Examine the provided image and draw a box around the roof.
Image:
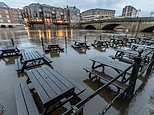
[81,8,116,14]
[0,2,9,8]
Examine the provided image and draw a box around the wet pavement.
[0,28,154,115]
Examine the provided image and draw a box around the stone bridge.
[80,17,154,32]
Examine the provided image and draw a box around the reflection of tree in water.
[83,79,129,115]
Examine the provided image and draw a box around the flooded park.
[0,27,154,115]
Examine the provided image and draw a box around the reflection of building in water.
[0,2,23,25]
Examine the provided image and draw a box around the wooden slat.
[15,58,22,71]
[15,83,28,115]
[84,67,128,91]
[36,68,64,94]
[27,71,50,104]
[20,81,39,115]
[45,67,84,94]
[41,67,68,92]
[55,70,86,94]
[31,70,56,99]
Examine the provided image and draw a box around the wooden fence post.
[84,35,86,42]
[146,51,154,76]
[65,36,67,44]
[126,56,142,100]
[100,35,102,40]
[41,37,44,48]
[11,38,14,46]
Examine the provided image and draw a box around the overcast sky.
[1,0,154,17]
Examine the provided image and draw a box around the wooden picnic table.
[142,40,154,45]
[110,38,124,47]
[114,48,152,59]
[90,56,131,73]
[44,44,64,52]
[0,46,20,57]
[72,41,90,49]
[131,44,154,50]
[84,56,132,91]
[26,66,85,114]
[92,40,109,48]
[15,51,52,72]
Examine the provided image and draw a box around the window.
[7,20,11,22]
[0,19,3,22]
[5,10,8,14]
[6,15,10,18]
[0,15,2,18]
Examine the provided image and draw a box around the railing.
[63,64,134,115]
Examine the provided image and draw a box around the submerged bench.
[14,81,40,115]
[15,58,22,71]
[83,67,128,91]
[44,44,64,52]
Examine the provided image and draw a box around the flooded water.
[0,27,154,115]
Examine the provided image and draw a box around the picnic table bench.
[110,38,124,47]
[44,44,64,52]
[131,43,154,50]
[142,40,154,45]
[127,38,138,46]
[14,80,40,115]
[91,40,109,49]
[110,48,152,64]
[15,51,53,72]
[0,46,20,57]
[72,41,90,49]
[83,56,132,91]
[26,66,85,114]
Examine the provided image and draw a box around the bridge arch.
[84,25,96,30]
[141,26,154,32]
[1,25,6,28]
[8,25,13,28]
[102,24,120,30]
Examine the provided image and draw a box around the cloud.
[0,0,153,16]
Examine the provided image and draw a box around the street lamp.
[136,9,141,17]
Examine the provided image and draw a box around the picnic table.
[0,46,20,57]
[72,41,90,49]
[15,51,52,72]
[110,48,152,64]
[110,38,124,47]
[127,38,138,46]
[131,44,154,50]
[44,44,64,52]
[26,66,85,114]
[84,56,132,91]
[91,40,109,49]
[142,40,154,45]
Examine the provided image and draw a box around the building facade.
[22,3,69,26]
[66,6,80,24]
[0,2,22,24]
[122,6,137,17]
[81,8,115,22]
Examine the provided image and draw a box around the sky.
[1,0,154,17]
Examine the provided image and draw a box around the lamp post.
[150,12,154,17]
[135,9,141,38]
